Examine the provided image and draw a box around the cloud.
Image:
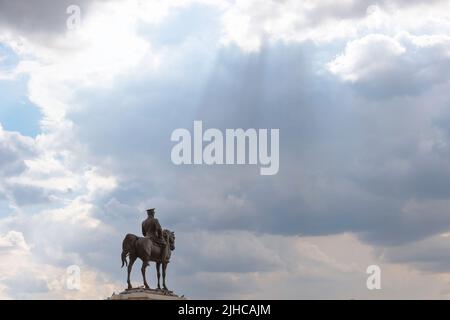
[381,233,450,272]
[171,232,450,299]
[0,230,29,252]
[0,229,122,299]
[328,33,450,98]
[0,124,51,209]
[0,124,35,176]
[58,39,450,248]
[218,0,450,51]
[0,0,100,35]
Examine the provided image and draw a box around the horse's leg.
[141,260,150,289]
[127,255,137,290]
[156,262,161,290]
[162,263,168,290]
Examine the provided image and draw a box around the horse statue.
[121,229,175,290]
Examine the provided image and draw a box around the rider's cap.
[146,208,155,213]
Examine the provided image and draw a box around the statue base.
[109,287,187,300]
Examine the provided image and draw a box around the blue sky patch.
[0,77,41,137]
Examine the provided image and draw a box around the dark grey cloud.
[173,231,282,275]
[4,273,49,297]
[7,183,51,206]
[62,39,450,251]
[0,0,99,35]
[379,233,450,273]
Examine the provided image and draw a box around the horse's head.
[163,229,175,251]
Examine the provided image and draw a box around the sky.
[1,0,450,299]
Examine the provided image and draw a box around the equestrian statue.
[121,208,176,291]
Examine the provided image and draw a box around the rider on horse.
[142,208,166,248]
[122,208,175,290]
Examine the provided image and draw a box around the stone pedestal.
[109,287,187,300]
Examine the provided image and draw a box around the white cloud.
[328,34,406,82]
[0,229,121,299]
[217,0,450,52]
[328,33,450,97]
[0,230,29,251]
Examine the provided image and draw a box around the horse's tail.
[121,233,138,268]
[121,250,128,268]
